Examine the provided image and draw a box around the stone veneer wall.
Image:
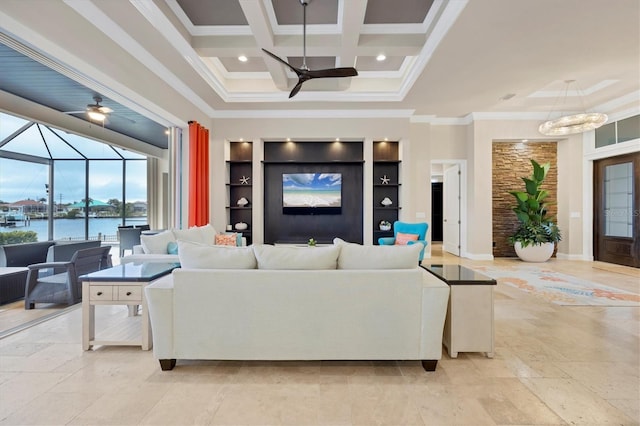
[492,142,558,257]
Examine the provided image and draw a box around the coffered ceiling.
[0,0,638,146]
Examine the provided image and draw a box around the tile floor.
[0,246,638,425]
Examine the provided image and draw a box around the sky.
[0,158,147,204]
[283,173,342,191]
[0,112,147,204]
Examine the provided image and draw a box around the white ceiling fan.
[64,95,114,123]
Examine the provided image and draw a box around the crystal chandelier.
[538,80,608,136]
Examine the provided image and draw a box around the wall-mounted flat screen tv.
[282,173,342,214]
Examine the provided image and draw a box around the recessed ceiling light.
[376,54,386,62]
[238,55,248,62]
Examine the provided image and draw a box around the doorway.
[431,160,466,257]
[431,182,443,242]
[593,152,640,267]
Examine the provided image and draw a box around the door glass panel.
[604,162,633,237]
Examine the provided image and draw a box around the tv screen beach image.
[283,173,342,207]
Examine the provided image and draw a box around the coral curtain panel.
[188,121,210,227]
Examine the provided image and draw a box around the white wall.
[205,115,599,259]
[210,117,409,244]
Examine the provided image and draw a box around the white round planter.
[514,242,554,262]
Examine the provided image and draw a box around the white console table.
[422,264,496,358]
[80,262,178,350]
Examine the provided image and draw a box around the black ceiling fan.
[262,0,358,98]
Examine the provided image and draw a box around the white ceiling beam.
[239,0,288,91]
[339,0,367,68]
[336,0,368,91]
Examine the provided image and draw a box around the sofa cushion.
[172,224,217,244]
[253,245,339,270]
[177,241,257,269]
[334,238,422,269]
[140,230,176,254]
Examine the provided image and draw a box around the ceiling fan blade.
[262,48,301,75]
[63,110,85,114]
[289,80,305,98]
[98,106,113,114]
[306,67,358,79]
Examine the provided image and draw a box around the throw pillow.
[140,230,176,254]
[337,242,423,269]
[177,241,257,269]
[395,232,419,245]
[171,224,217,244]
[167,241,179,254]
[215,233,237,246]
[172,227,204,243]
[196,224,217,244]
[253,244,339,270]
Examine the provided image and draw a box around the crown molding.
[595,90,640,114]
[212,109,415,119]
[528,80,618,98]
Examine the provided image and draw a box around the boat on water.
[0,207,29,227]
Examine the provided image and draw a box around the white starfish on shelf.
[240,175,250,185]
[380,175,390,184]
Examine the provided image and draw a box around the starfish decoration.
[380,175,390,184]
[239,175,250,185]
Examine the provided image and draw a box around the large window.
[0,112,147,242]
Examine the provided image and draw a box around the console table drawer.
[117,286,142,301]
[89,286,114,301]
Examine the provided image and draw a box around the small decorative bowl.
[234,222,248,231]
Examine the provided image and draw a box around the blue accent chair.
[378,221,429,262]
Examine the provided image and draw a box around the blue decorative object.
[167,241,179,255]
[378,221,429,262]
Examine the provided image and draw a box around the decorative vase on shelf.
[381,197,392,206]
[237,197,249,207]
[234,222,248,231]
[379,220,392,231]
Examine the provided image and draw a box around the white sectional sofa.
[120,224,246,264]
[144,239,450,372]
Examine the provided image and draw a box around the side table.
[422,264,496,358]
[80,262,178,350]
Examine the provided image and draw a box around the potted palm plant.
[508,159,561,262]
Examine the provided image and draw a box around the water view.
[0,217,148,242]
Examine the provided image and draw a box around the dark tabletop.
[421,264,496,285]
[79,262,180,282]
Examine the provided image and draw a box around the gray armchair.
[25,246,111,309]
[118,227,142,257]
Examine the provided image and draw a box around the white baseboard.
[556,253,593,261]
[464,252,494,261]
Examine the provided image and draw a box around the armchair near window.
[25,246,112,309]
[118,227,142,257]
[378,221,429,262]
